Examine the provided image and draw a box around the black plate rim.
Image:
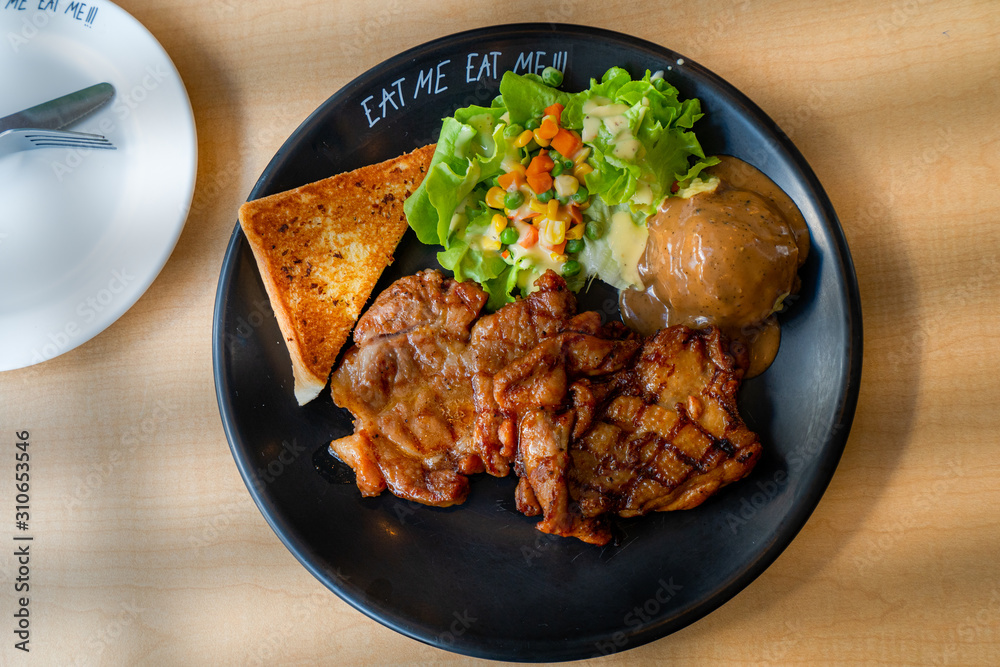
[213,22,863,662]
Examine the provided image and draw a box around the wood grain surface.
[2,0,999,664]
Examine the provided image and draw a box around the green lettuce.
[403,66,718,307]
[403,101,526,304]
[498,73,573,126]
[404,110,508,245]
[576,198,648,291]
[562,67,718,217]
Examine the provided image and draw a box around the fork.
[0,128,116,157]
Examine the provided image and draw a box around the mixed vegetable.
[403,66,718,309]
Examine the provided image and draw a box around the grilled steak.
[494,326,761,545]
[329,270,762,543]
[328,270,576,506]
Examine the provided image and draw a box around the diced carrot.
[526,153,555,176]
[542,239,566,254]
[544,103,564,123]
[498,171,526,191]
[550,128,582,158]
[567,204,583,225]
[537,116,559,140]
[519,225,539,248]
[526,171,553,194]
[501,249,510,260]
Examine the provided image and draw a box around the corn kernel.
[514,130,535,148]
[535,218,548,240]
[532,129,551,147]
[508,162,527,176]
[554,220,567,244]
[554,174,579,198]
[550,252,567,263]
[572,146,591,165]
[482,237,502,251]
[491,213,507,234]
[543,219,567,246]
[566,224,585,240]
[486,186,506,209]
[546,199,559,219]
[573,163,594,179]
[529,198,547,214]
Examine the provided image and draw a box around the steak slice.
[494,326,762,545]
[329,270,488,506]
[328,270,577,506]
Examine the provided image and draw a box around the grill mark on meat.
[329,270,579,506]
[709,435,737,457]
[671,401,736,461]
[660,435,708,473]
[710,385,744,424]
[497,325,761,544]
[599,412,707,512]
[328,270,761,542]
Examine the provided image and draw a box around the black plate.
[213,24,862,662]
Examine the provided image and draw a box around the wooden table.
[2,0,998,664]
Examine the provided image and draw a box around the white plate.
[0,0,196,370]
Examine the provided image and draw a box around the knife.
[0,82,116,134]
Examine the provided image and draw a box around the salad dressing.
[582,99,643,161]
[620,156,809,378]
[608,210,648,289]
[403,67,719,307]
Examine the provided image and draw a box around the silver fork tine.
[29,139,115,147]
[25,130,111,140]
[26,130,115,149]
[0,128,117,156]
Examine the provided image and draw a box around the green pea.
[566,238,585,254]
[551,161,564,177]
[585,219,603,240]
[562,158,574,170]
[504,191,524,209]
[503,123,524,138]
[536,189,554,203]
[561,260,581,277]
[542,67,564,88]
[500,227,519,245]
[524,117,541,131]
[570,187,590,204]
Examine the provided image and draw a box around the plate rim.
[213,22,863,661]
[0,0,198,371]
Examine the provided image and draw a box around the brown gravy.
[620,156,809,377]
